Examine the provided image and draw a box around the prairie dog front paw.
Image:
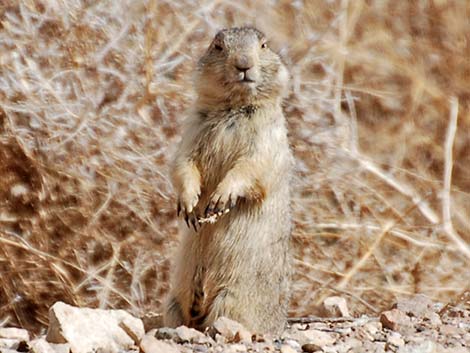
[173,160,202,231]
[177,184,201,231]
[204,180,241,217]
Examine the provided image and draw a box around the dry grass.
[0,0,469,332]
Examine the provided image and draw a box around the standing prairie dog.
[165,27,294,334]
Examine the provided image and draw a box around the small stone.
[49,343,71,353]
[119,315,145,343]
[0,349,23,353]
[0,328,29,342]
[363,321,381,335]
[331,341,355,353]
[394,295,442,327]
[29,338,56,353]
[356,327,374,341]
[442,348,469,353]
[155,327,177,340]
[358,321,382,341]
[192,344,209,353]
[139,334,180,353]
[0,338,21,350]
[280,344,298,353]
[251,333,266,343]
[343,337,361,349]
[323,296,350,317]
[174,326,205,343]
[361,340,385,353]
[321,346,337,353]
[426,312,442,326]
[394,295,434,318]
[215,333,226,344]
[396,341,435,353]
[142,312,164,332]
[224,343,247,353]
[439,324,461,336]
[233,329,252,344]
[380,309,412,331]
[284,339,302,351]
[301,343,321,352]
[302,329,336,347]
[387,332,404,347]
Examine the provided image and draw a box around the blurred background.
[0,0,469,332]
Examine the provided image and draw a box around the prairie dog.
[164,27,293,334]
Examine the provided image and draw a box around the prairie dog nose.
[234,54,254,72]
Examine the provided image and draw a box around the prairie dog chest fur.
[191,105,288,192]
[165,27,293,334]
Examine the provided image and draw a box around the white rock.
[140,334,180,353]
[322,346,339,353]
[29,338,56,353]
[323,296,350,317]
[280,344,298,353]
[0,338,21,350]
[397,341,436,353]
[119,315,146,343]
[0,328,29,342]
[175,325,205,343]
[363,321,381,336]
[224,344,247,353]
[284,328,336,347]
[442,348,470,353]
[427,312,442,326]
[49,343,71,353]
[46,301,144,353]
[0,348,22,353]
[283,338,301,351]
[387,332,405,347]
[343,337,361,349]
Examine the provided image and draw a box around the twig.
[288,315,377,325]
[310,222,450,250]
[288,316,357,324]
[337,222,392,290]
[98,245,119,309]
[88,182,116,227]
[442,97,470,259]
[332,0,348,124]
[345,90,359,154]
[350,151,440,224]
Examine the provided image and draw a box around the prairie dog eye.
[261,42,268,49]
[214,43,223,51]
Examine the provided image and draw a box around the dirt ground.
[0,295,469,353]
[145,295,470,353]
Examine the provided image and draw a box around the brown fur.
[164,27,294,334]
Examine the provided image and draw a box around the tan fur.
[164,27,294,334]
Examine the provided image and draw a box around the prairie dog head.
[195,27,289,107]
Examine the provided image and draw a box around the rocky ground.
[0,295,469,353]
